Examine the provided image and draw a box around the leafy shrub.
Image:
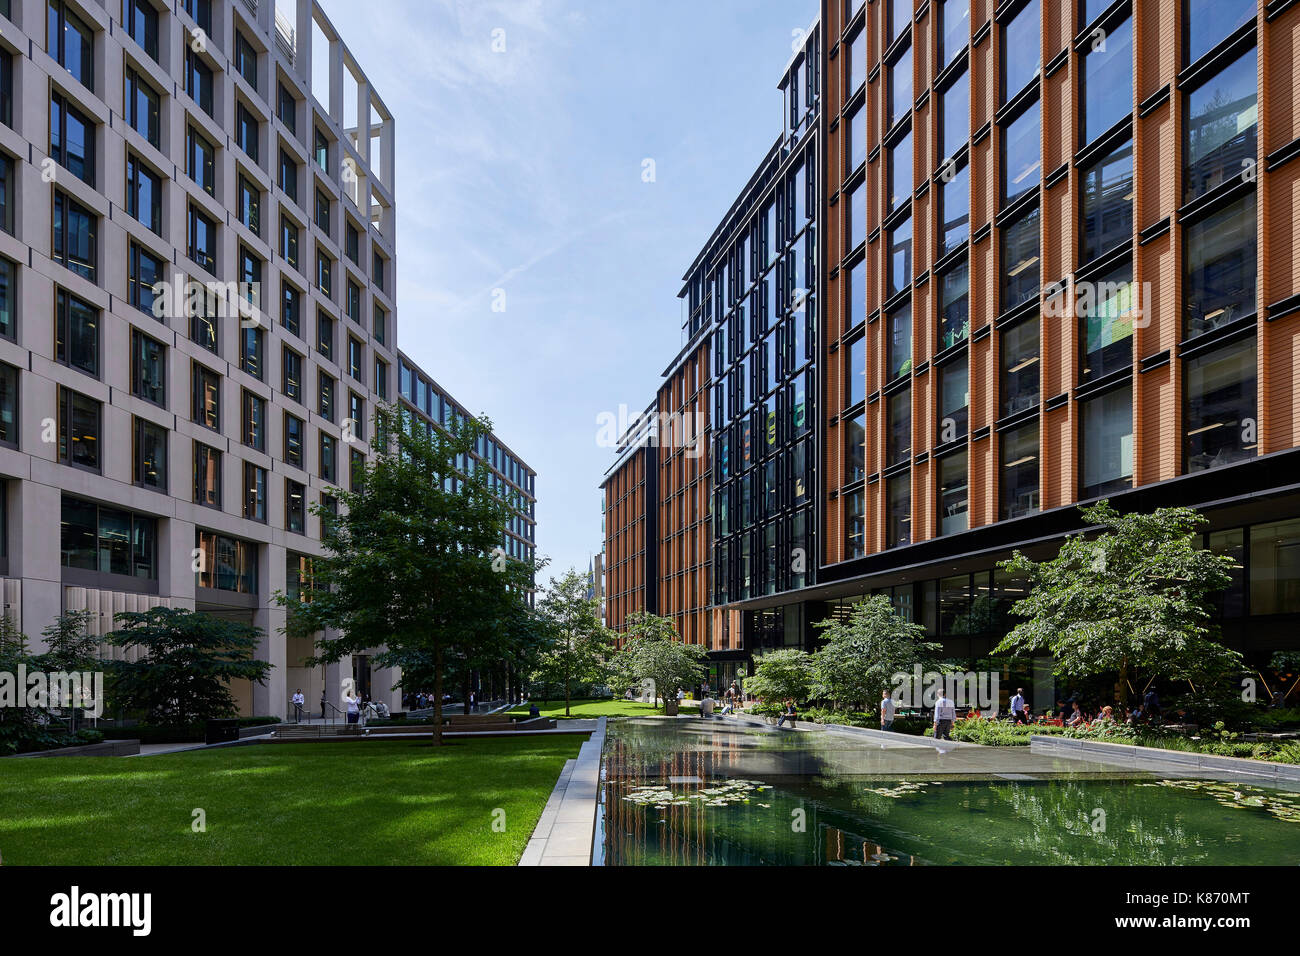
[1160,691,1258,731]
[1246,707,1300,732]
[1133,733,1300,765]
[0,726,104,756]
[942,720,1060,746]
[1062,719,1136,740]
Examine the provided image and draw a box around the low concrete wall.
[239,724,279,739]
[721,712,974,749]
[824,723,981,749]
[1030,735,1300,782]
[13,739,141,758]
[724,712,827,732]
[519,717,606,866]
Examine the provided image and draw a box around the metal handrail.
[322,700,343,728]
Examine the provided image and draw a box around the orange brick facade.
[821,0,1300,588]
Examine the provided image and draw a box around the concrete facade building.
[0,0,531,717]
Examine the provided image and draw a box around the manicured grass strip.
[508,698,672,719]
[0,737,582,866]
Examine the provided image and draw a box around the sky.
[317,0,819,591]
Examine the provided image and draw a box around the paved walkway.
[519,717,606,866]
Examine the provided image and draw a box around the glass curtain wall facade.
[397,352,537,603]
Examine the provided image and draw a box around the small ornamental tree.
[107,607,270,725]
[744,649,813,705]
[613,611,708,710]
[279,403,541,744]
[534,568,614,715]
[40,610,99,673]
[994,501,1241,691]
[811,594,942,709]
[0,615,42,749]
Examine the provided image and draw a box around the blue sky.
[321,0,818,590]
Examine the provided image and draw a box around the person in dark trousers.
[528,702,541,718]
[776,699,798,728]
[291,688,305,722]
[1010,687,1028,724]
[933,690,956,740]
[1143,687,1161,722]
[320,689,328,720]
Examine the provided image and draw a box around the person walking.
[933,689,956,740]
[880,689,896,731]
[1143,686,1161,723]
[320,688,328,720]
[1010,687,1028,725]
[291,688,305,723]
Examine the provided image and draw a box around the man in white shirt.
[291,689,305,723]
[1010,687,1028,724]
[880,689,896,731]
[933,690,956,740]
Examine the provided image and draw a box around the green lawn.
[0,737,582,865]
[509,697,675,718]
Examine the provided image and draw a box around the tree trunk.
[432,646,444,747]
[564,636,572,717]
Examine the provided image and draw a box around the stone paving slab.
[519,717,606,867]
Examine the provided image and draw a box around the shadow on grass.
[0,737,583,866]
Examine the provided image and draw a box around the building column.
[14,480,62,649]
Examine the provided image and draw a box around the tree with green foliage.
[0,614,41,751]
[994,502,1240,692]
[107,607,270,725]
[279,403,541,744]
[40,610,99,673]
[534,568,614,716]
[811,594,943,709]
[744,649,813,704]
[611,611,708,711]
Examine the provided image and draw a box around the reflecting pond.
[598,718,1300,866]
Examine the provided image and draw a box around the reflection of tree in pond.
[985,780,1193,866]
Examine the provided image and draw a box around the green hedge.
[937,719,1133,746]
[0,727,104,756]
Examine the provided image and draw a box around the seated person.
[776,699,798,728]
[1066,701,1086,727]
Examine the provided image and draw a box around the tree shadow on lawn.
[0,739,578,866]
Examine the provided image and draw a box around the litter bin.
[205,719,239,744]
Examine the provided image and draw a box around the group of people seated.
[957,688,1163,728]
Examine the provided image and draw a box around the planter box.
[13,739,140,758]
